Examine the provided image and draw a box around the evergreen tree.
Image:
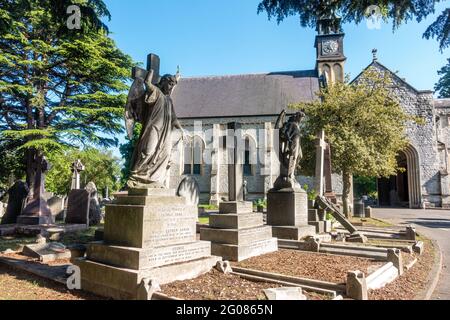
[0,0,134,185]
[294,69,421,216]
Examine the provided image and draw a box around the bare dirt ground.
[0,263,104,300]
[234,250,384,284]
[161,268,327,300]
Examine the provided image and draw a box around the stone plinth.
[74,189,220,300]
[267,188,316,240]
[200,201,278,262]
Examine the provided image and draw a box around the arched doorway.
[377,145,422,208]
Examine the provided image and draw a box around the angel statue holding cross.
[125,54,184,189]
[273,110,306,190]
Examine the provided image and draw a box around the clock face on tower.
[322,40,339,55]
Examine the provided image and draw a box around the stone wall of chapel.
[168,115,345,203]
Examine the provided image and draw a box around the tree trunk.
[342,170,352,218]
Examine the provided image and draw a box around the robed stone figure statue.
[125,64,183,189]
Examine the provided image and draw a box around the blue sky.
[101,0,449,157]
[103,0,448,91]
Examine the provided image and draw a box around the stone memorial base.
[267,188,316,240]
[308,221,332,234]
[16,215,53,225]
[200,201,278,262]
[74,188,220,300]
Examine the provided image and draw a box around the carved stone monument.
[74,53,220,300]
[71,159,85,190]
[200,122,278,261]
[0,180,29,225]
[267,111,315,240]
[17,156,53,225]
[65,189,90,225]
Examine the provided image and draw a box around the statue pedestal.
[200,201,278,262]
[267,188,316,240]
[74,188,220,300]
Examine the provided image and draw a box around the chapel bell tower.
[315,14,346,83]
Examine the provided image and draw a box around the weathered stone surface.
[22,243,71,263]
[309,221,332,234]
[308,209,319,222]
[87,241,211,270]
[200,226,272,246]
[271,226,316,241]
[264,287,307,300]
[128,188,176,197]
[267,190,308,226]
[104,201,197,248]
[215,260,233,274]
[387,248,403,276]
[65,189,90,225]
[346,271,368,300]
[210,238,278,262]
[74,255,221,300]
[219,201,253,214]
[405,226,417,241]
[413,241,424,255]
[86,182,102,226]
[209,212,263,230]
[1,181,29,225]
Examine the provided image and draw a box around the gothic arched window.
[243,136,256,176]
[184,136,204,175]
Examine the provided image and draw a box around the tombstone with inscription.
[17,156,53,225]
[73,53,221,300]
[267,111,316,240]
[65,189,90,225]
[200,122,278,261]
[1,181,29,225]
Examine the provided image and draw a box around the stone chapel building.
[168,17,450,209]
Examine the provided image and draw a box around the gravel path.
[234,250,384,283]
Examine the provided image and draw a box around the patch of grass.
[198,217,209,225]
[350,217,393,228]
[59,226,101,246]
[0,236,36,252]
[199,204,218,210]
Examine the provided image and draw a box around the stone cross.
[227,122,244,202]
[314,130,326,196]
[132,53,161,84]
[324,143,336,201]
[71,159,85,190]
[19,155,53,224]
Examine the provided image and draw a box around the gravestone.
[74,188,221,299]
[65,189,90,225]
[200,122,278,261]
[85,182,102,226]
[1,180,29,225]
[177,177,200,206]
[48,196,65,220]
[17,156,53,225]
[267,113,315,240]
[73,53,221,300]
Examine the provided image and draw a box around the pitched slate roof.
[435,99,450,108]
[172,70,320,119]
